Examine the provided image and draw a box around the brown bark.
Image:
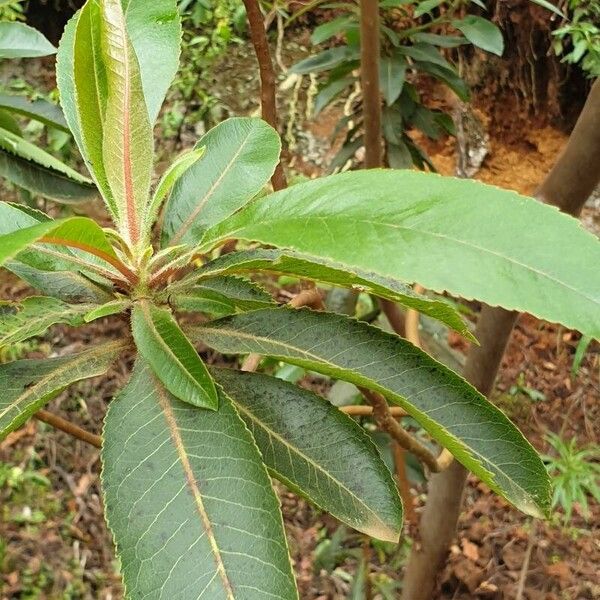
[35,410,101,449]
[242,0,287,191]
[401,79,600,600]
[359,0,383,169]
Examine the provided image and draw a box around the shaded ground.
[1,36,599,600]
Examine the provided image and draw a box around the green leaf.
[143,147,205,236]
[414,0,444,17]
[411,33,467,48]
[0,22,56,58]
[0,202,115,302]
[100,0,154,248]
[311,15,356,45]
[212,367,403,541]
[0,341,124,441]
[0,109,21,136]
[57,4,116,217]
[452,16,504,56]
[0,126,97,203]
[397,42,453,70]
[193,307,551,517]
[131,301,218,410]
[102,362,298,599]
[314,76,354,116]
[83,299,130,322]
[291,46,360,75]
[379,55,407,105]
[190,249,472,339]
[415,61,470,101]
[173,275,275,316]
[121,0,181,125]
[201,170,600,339]
[161,117,281,246]
[0,296,91,347]
[0,95,68,131]
[528,0,564,17]
[0,216,119,269]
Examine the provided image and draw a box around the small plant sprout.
[1,1,600,597]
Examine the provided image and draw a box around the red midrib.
[121,27,138,246]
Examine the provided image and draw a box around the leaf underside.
[201,170,600,339]
[0,341,124,441]
[102,362,298,599]
[194,248,472,339]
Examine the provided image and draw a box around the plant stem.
[242,0,287,190]
[361,388,452,473]
[360,0,383,168]
[340,405,406,417]
[35,409,101,449]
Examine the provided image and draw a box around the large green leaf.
[131,301,218,410]
[189,248,472,339]
[0,296,91,347]
[121,0,181,124]
[102,362,298,599]
[58,3,117,217]
[291,46,359,75]
[100,0,154,247]
[0,341,124,441]
[0,126,97,203]
[0,202,115,302]
[193,307,551,517]
[452,16,504,56]
[173,275,275,317]
[201,170,600,339]
[0,95,68,131]
[0,22,56,58]
[162,117,281,246]
[0,216,119,269]
[143,147,205,238]
[379,55,407,106]
[212,367,403,541]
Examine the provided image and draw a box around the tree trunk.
[401,79,600,600]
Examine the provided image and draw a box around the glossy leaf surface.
[0,95,68,131]
[213,367,403,541]
[131,301,218,409]
[0,22,56,58]
[162,117,281,246]
[0,126,96,203]
[202,170,600,339]
[194,307,551,517]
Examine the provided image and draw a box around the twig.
[380,298,406,337]
[340,405,406,417]
[242,0,287,191]
[241,288,324,371]
[35,410,101,449]
[516,520,537,600]
[392,441,416,522]
[405,284,425,348]
[361,388,453,473]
